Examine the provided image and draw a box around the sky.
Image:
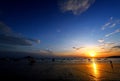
[0,0,120,57]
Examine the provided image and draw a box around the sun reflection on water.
[91,58,99,79]
[92,59,97,74]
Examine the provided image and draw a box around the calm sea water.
[1,57,120,64]
[36,58,120,63]
[0,57,120,81]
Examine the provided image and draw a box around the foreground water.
[0,58,120,81]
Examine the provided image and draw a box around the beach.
[1,0,120,81]
[0,59,120,81]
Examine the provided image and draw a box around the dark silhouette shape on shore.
[12,58,20,62]
[88,59,91,62]
[52,58,55,62]
[24,56,36,65]
[0,57,10,62]
[109,60,114,70]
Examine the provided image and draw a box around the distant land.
[107,56,120,58]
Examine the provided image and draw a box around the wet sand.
[0,62,120,81]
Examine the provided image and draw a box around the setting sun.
[89,51,96,57]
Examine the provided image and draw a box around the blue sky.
[0,0,120,57]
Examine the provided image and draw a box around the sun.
[89,51,96,57]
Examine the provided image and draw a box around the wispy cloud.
[105,29,120,37]
[105,42,115,47]
[97,50,111,54]
[0,22,13,34]
[0,34,40,46]
[98,39,104,43]
[39,49,53,54]
[102,17,120,30]
[0,22,40,46]
[112,45,120,49]
[99,17,120,46]
[98,42,115,50]
[31,48,54,56]
[72,47,84,50]
[59,0,95,15]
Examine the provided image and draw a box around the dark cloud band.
[0,22,40,46]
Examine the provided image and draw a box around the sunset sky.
[0,0,120,57]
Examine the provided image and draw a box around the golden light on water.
[91,58,99,80]
[92,59,97,75]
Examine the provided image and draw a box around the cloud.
[102,17,113,30]
[97,41,115,52]
[110,23,116,28]
[98,17,120,53]
[102,22,111,30]
[105,29,120,37]
[72,47,84,50]
[36,49,54,56]
[28,39,40,44]
[0,34,33,46]
[112,46,120,49]
[0,22,40,46]
[105,32,113,37]
[97,50,111,54]
[0,44,17,50]
[59,0,95,15]
[98,39,104,43]
[102,17,120,30]
[105,42,115,47]
[100,17,120,41]
[38,49,53,55]
[0,22,13,34]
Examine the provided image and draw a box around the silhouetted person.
[109,60,114,70]
[24,56,36,65]
[88,59,91,62]
[0,57,10,62]
[12,58,20,62]
[28,58,36,65]
[52,58,55,62]
[41,58,44,61]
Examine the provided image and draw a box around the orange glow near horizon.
[55,47,120,57]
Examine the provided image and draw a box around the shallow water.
[36,58,120,63]
[0,58,120,81]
